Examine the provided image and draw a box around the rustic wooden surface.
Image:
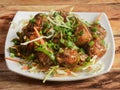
[0,0,120,89]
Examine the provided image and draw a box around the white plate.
[5,11,115,81]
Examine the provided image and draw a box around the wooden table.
[0,0,120,89]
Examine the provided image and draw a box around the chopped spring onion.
[29,18,35,23]
[60,38,79,50]
[100,39,105,45]
[36,46,55,62]
[10,53,15,58]
[79,48,85,54]
[88,41,94,47]
[86,56,91,62]
[93,33,98,38]
[92,27,97,32]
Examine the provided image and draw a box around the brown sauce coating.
[75,24,92,46]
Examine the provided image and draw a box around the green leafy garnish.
[60,38,79,50]
[59,48,64,53]
[34,42,40,46]
[39,31,42,35]
[10,53,15,58]
[53,12,60,17]
[67,32,72,36]
[92,27,97,32]
[29,18,35,23]
[16,32,21,37]
[88,41,94,47]
[66,22,71,27]
[73,37,77,42]
[28,53,35,60]
[100,39,105,45]
[86,56,91,62]
[36,45,56,62]
[47,42,60,51]
[11,38,20,45]
[79,48,85,54]
[79,30,84,36]
[93,33,98,38]
[43,21,51,33]
[9,47,18,56]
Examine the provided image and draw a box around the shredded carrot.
[5,57,24,63]
[22,65,29,70]
[33,27,41,37]
[95,13,102,22]
[33,27,45,45]
[53,74,67,77]
[32,63,37,66]
[65,69,71,76]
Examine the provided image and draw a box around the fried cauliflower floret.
[88,40,106,57]
[90,24,106,40]
[36,52,53,66]
[57,48,79,66]
[75,24,92,46]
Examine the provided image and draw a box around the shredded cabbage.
[43,66,59,83]
[21,28,55,45]
[47,16,71,29]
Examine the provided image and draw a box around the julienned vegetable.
[36,46,56,62]
[8,10,107,83]
[43,65,59,83]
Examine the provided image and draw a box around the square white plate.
[5,11,115,81]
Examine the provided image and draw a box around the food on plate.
[7,10,107,83]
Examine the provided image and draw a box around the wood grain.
[0,0,120,89]
[0,0,120,5]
